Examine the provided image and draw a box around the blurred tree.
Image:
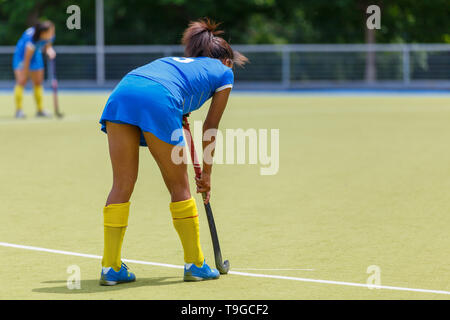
[0,0,95,45]
[0,0,449,45]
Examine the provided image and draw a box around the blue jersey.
[14,27,53,61]
[128,57,234,114]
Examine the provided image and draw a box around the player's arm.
[196,88,231,201]
[45,42,56,59]
[202,88,231,174]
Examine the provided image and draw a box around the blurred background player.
[98,19,247,285]
[12,20,56,118]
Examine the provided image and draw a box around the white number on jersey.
[172,57,194,63]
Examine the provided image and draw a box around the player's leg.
[100,121,139,285]
[105,122,141,206]
[13,69,26,118]
[30,69,46,116]
[143,131,190,203]
[143,131,219,281]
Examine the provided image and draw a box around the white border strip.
[1,241,449,296]
[215,84,233,92]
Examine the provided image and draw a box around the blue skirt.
[12,49,44,71]
[99,74,184,147]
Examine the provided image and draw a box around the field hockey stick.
[182,115,230,275]
[48,57,63,118]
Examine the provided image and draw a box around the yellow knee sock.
[102,202,130,272]
[170,197,204,267]
[14,85,24,110]
[33,85,44,112]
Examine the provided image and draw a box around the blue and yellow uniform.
[12,27,53,71]
[100,57,234,146]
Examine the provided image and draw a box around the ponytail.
[182,18,248,67]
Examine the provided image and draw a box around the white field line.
[0,242,183,270]
[1,241,449,296]
[232,268,315,271]
[0,115,97,125]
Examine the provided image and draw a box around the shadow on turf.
[32,276,184,294]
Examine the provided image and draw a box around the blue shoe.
[15,110,26,119]
[99,262,136,286]
[184,260,220,281]
[36,110,51,118]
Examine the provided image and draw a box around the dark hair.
[182,18,248,67]
[32,20,54,42]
